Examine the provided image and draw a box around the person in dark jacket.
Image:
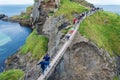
[37,60,46,74]
[43,54,50,68]
[65,33,71,40]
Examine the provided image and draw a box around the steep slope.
[55,0,89,20]
[79,11,120,56]
[48,32,115,80]
[1,0,120,80]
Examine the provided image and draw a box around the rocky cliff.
[48,32,115,80]
[4,0,119,80]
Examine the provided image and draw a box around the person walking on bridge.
[37,60,46,74]
[43,53,50,69]
[73,18,77,24]
[69,27,74,34]
[65,33,71,40]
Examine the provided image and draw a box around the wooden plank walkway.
[37,8,100,80]
[37,16,85,80]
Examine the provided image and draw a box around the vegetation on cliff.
[79,11,120,56]
[0,69,24,80]
[21,30,48,60]
[3,0,120,79]
[55,0,89,21]
[113,76,119,80]
[70,0,93,7]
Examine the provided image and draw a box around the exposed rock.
[19,19,33,27]
[1,16,9,21]
[4,0,117,80]
[32,0,59,34]
[5,15,70,80]
[0,14,5,19]
[43,15,70,57]
[48,32,115,80]
[0,14,8,20]
[7,16,33,27]
[5,52,37,72]
[115,56,120,75]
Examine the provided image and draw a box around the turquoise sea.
[0,5,32,72]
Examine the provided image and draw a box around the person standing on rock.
[43,53,50,69]
[37,60,46,74]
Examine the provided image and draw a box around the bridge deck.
[37,9,97,80]
[37,19,84,80]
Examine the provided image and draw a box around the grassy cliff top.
[55,0,89,21]
[79,11,120,56]
[21,30,48,60]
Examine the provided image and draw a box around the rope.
[19,8,102,80]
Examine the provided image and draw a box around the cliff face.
[4,0,118,80]
[48,32,115,80]
[32,0,57,34]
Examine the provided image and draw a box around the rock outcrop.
[48,32,115,80]
[32,0,58,34]
[0,14,8,20]
[0,14,5,19]
[5,0,118,80]
[42,15,70,56]
[5,15,70,80]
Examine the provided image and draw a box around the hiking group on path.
[37,7,102,75]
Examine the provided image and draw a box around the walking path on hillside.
[37,9,98,80]
[19,7,101,80]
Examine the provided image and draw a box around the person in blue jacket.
[43,53,50,68]
[37,60,46,74]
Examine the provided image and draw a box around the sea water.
[0,5,32,72]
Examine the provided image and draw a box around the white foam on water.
[0,32,11,46]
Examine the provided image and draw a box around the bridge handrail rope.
[37,14,86,80]
[19,17,82,80]
[18,8,101,80]
[19,20,82,80]
[19,47,57,80]
[37,20,82,80]
[37,8,102,80]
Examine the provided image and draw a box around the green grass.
[55,0,89,21]
[0,69,24,80]
[20,14,30,19]
[113,76,119,80]
[20,30,48,60]
[79,11,120,56]
[20,6,32,19]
